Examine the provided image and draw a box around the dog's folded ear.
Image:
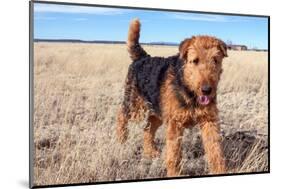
[218,40,228,57]
[179,38,192,60]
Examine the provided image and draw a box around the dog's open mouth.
[197,95,211,105]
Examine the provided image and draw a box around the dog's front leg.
[200,120,226,174]
[166,121,184,177]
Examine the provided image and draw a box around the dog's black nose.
[201,85,212,95]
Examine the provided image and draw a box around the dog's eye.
[192,58,199,64]
[212,58,218,64]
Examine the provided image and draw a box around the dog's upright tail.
[127,19,149,61]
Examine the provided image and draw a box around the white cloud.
[169,13,263,23]
[170,13,229,22]
[34,16,57,20]
[34,3,129,15]
[34,16,88,21]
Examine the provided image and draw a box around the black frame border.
[29,0,270,188]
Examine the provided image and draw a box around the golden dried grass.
[33,43,268,186]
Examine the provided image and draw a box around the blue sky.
[34,3,268,49]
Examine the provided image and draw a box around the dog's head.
[179,35,228,106]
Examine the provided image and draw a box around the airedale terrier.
[116,19,228,177]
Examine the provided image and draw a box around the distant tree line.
[34,39,267,51]
[226,40,267,52]
[34,39,179,46]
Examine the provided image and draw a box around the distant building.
[251,48,268,52]
[227,44,248,51]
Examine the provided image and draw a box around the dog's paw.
[144,148,161,159]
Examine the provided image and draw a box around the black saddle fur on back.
[126,54,196,116]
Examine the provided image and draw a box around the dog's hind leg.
[116,68,140,143]
[116,107,129,143]
[143,115,162,158]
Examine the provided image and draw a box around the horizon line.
[33,38,268,50]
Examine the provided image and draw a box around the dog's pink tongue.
[198,95,210,105]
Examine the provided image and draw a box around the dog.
[116,19,228,176]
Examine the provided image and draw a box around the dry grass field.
[33,43,268,186]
